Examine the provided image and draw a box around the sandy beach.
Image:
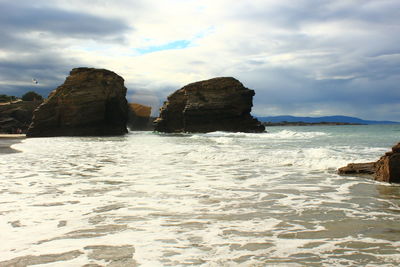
[0,134,25,154]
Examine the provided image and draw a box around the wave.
[3,127,400,266]
[191,130,328,140]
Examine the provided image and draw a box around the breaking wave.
[2,125,400,266]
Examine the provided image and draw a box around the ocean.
[1,125,399,266]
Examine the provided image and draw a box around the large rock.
[154,77,265,133]
[338,142,400,183]
[0,100,42,133]
[375,143,400,183]
[127,103,153,130]
[27,68,128,137]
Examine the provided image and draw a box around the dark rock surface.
[338,162,376,175]
[127,103,153,131]
[375,143,400,183]
[338,142,400,183]
[0,100,42,133]
[27,68,128,137]
[154,77,265,133]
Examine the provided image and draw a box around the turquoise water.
[0,125,399,266]
[269,124,400,147]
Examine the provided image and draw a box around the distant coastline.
[262,121,363,126]
[257,115,399,125]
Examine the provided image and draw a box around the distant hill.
[257,115,399,125]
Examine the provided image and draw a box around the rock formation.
[154,77,265,133]
[0,100,42,133]
[127,103,153,130]
[27,68,128,137]
[338,142,400,183]
[374,143,400,183]
[337,162,375,175]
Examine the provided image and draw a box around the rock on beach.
[0,100,42,134]
[127,103,153,130]
[26,68,129,137]
[154,77,265,133]
[338,142,400,183]
[374,143,400,183]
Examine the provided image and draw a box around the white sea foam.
[1,125,400,266]
[197,129,328,140]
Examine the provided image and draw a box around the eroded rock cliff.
[338,142,400,183]
[127,103,153,130]
[0,100,42,133]
[154,77,265,133]
[27,68,128,137]
[374,143,400,183]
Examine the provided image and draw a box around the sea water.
[0,125,399,266]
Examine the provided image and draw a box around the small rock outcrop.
[375,143,400,183]
[154,77,265,133]
[127,103,153,130]
[338,142,400,183]
[27,68,128,137]
[0,100,42,133]
[338,162,376,175]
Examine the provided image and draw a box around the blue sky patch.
[137,40,191,54]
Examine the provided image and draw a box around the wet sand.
[0,134,26,154]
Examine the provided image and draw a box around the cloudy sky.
[1,0,399,120]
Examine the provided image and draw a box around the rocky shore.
[127,103,153,131]
[0,100,42,134]
[2,69,267,136]
[27,68,129,137]
[154,77,265,133]
[338,142,400,183]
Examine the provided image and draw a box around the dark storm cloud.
[0,2,130,41]
[0,1,131,97]
[0,53,78,97]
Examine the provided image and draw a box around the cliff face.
[27,68,128,137]
[127,103,153,131]
[338,142,400,183]
[0,100,42,133]
[154,77,265,133]
[375,143,400,183]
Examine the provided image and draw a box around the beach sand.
[0,134,25,154]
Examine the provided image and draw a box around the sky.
[1,0,399,120]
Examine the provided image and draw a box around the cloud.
[0,0,131,97]
[0,2,130,41]
[0,0,399,121]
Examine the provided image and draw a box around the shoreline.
[262,122,363,126]
[0,134,26,154]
